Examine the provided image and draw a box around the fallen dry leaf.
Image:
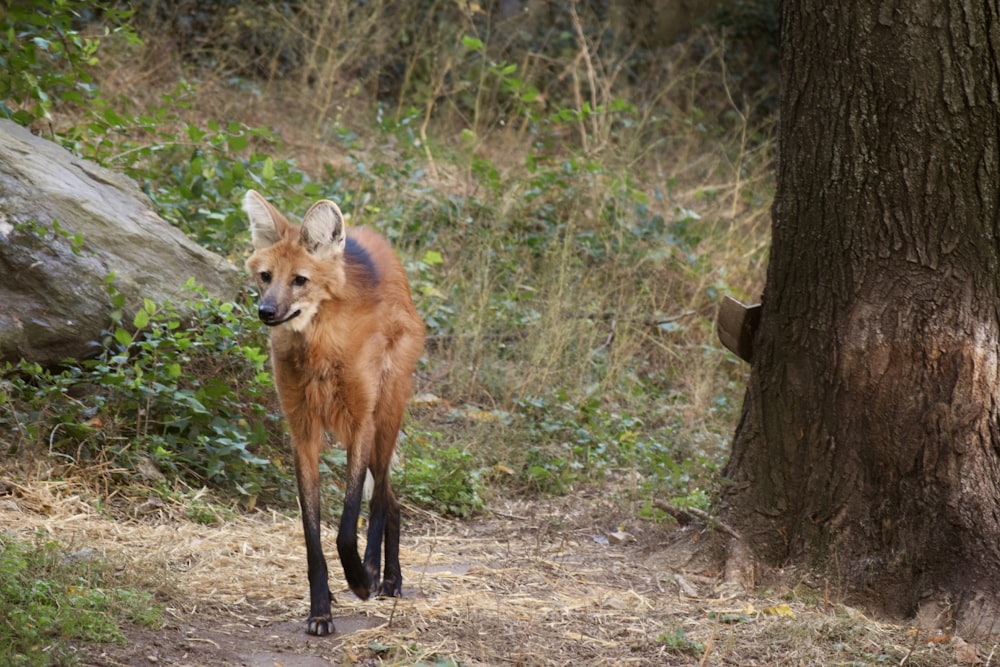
[954,637,982,665]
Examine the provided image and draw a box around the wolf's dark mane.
[344,236,380,287]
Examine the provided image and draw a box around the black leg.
[337,455,372,600]
[364,474,389,594]
[295,452,334,635]
[380,483,402,597]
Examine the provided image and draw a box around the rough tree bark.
[720,1,1000,634]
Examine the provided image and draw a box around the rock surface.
[0,119,241,365]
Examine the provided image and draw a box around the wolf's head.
[243,189,347,331]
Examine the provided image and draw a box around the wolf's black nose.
[258,304,277,323]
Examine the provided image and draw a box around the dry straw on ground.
[0,471,982,666]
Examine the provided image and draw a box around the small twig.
[584,310,700,327]
[569,0,599,147]
[699,617,717,667]
[415,517,444,600]
[591,316,616,355]
[424,330,528,346]
[48,424,75,462]
[655,500,695,526]
[684,506,741,540]
[400,499,454,521]
[185,637,220,648]
[897,626,919,667]
[713,31,750,222]
[653,500,741,540]
[418,51,448,182]
[387,594,400,629]
[674,573,699,598]
[653,310,698,326]
[488,507,528,521]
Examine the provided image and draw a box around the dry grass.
[0,472,982,666]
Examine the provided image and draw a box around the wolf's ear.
[244,190,288,250]
[301,199,346,258]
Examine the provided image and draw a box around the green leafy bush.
[1,280,287,503]
[0,0,136,124]
[64,91,313,256]
[399,429,484,518]
[92,280,281,497]
[511,394,722,500]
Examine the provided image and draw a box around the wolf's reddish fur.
[243,190,425,636]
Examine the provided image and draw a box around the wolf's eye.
[292,275,308,287]
[260,271,272,284]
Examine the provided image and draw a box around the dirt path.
[1,479,965,666]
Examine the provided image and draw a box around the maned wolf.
[243,190,425,636]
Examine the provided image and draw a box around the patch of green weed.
[0,533,162,667]
[656,622,705,656]
[368,639,462,667]
[509,393,723,500]
[400,429,485,518]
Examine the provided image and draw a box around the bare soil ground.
[0,474,984,667]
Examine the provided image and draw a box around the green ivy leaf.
[227,134,248,152]
[114,328,132,347]
[461,35,483,51]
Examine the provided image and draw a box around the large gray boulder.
[0,119,242,366]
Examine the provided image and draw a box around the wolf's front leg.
[293,434,334,635]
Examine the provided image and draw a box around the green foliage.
[367,639,461,667]
[92,280,279,497]
[0,0,137,123]
[1,280,287,503]
[656,623,705,656]
[13,218,86,256]
[0,533,161,666]
[399,429,484,518]
[404,249,453,338]
[510,394,722,500]
[65,89,316,256]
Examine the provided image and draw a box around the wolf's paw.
[349,580,371,601]
[306,614,335,636]
[377,579,402,598]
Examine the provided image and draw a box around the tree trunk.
[721,1,1000,634]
